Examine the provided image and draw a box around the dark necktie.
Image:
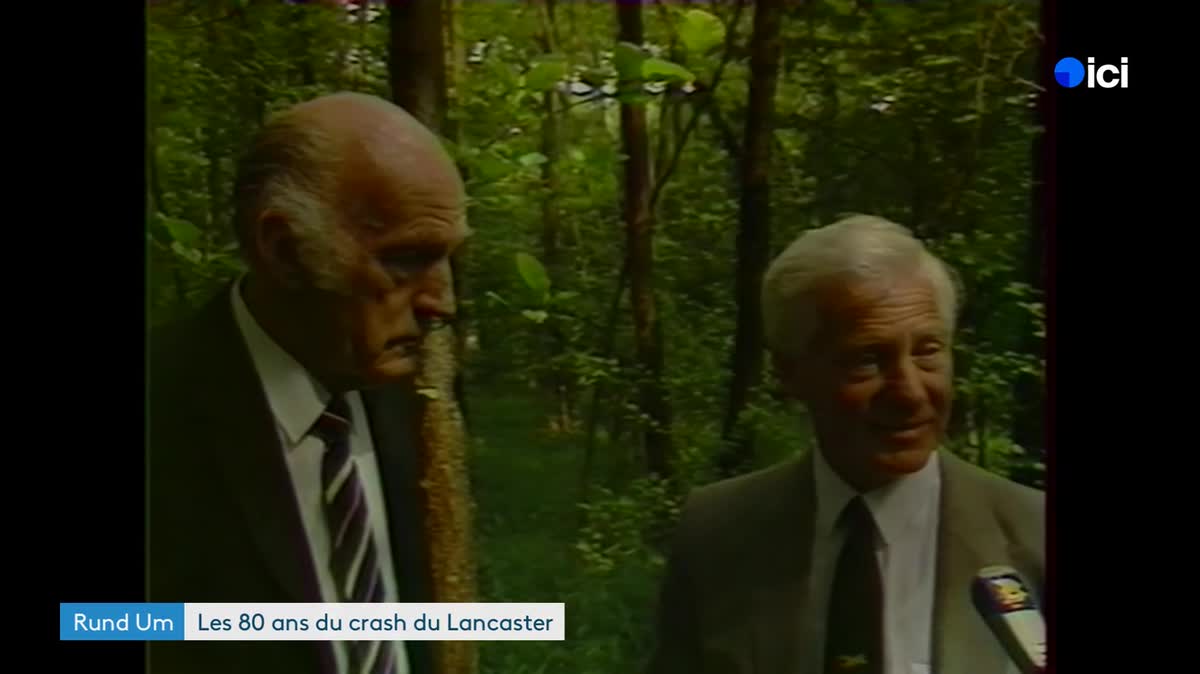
[824,495,884,674]
[311,395,398,674]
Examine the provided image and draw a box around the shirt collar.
[230,276,332,449]
[813,446,941,547]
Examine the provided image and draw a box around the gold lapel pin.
[834,654,868,669]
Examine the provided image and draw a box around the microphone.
[971,565,1047,674]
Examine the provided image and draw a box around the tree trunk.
[538,0,562,273]
[388,0,447,130]
[718,0,783,477]
[580,258,629,502]
[442,0,471,424]
[385,3,477,674]
[540,91,561,270]
[537,0,572,429]
[1012,0,1050,457]
[616,0,672,478]
[444,0,465,144]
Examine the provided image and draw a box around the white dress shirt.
[231,278,409,674]
[806,447,941,674]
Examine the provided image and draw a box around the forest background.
[146,1,1047,671]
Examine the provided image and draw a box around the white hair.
[232,112,357,294]
[761,214,960,358]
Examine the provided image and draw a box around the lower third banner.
[60,603,565,641]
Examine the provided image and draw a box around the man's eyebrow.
[381,223,473,249]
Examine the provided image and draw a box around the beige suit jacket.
[646,450,1045,674]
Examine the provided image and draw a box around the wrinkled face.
[258,141,468,391]
[777,274,953,491]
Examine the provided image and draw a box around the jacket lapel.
[195,287,325,605]
[362,383,431,601]
[932,452,1014,674]
[751,455,817,674]
[362,383,434,674]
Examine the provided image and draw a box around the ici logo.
[1054,57,1128,89]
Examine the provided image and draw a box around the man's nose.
[885,356,928,408]
[413,258,456,319]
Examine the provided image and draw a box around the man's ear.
[771,351,806,401]
[253,211,305,287]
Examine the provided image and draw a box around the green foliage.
[641,58,694,84]
[613,42,646,82]
[678,9,727,55]
[148,1,1046,671]
[525,55,568,92]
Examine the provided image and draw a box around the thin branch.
[649,0,746,209]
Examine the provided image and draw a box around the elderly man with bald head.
[646,216,1044,674]
[148,93,468,674]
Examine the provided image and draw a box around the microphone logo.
[972,566,1046,674]
[984,575,1035,613]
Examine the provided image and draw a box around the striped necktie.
[311,395,398,674]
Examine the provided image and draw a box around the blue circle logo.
[1055,58,1084,87]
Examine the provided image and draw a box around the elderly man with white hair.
[646,215,1044,674]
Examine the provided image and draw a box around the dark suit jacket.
[646,450,1044,674]
[147,287,433,674]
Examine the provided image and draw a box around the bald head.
[231,92,469,390]
[284,92,453,174]
[231,91,464,290]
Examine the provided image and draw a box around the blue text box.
[60,603,185,641]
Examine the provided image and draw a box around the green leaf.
[641,58,694,83]
[521,309,549,324]
[525,55,567,92]
[518,152,549,167]
[515,252,551,297]
[485,291,510,307]
[678,9,725,55]
[613,42,646,81]
[169,241,202,265]
[417,387,441,400]
[162,216,202,246]
[472,152,511,182]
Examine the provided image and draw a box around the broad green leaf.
[613,42,646,81]
[473,153,511,182]
[518,152,549,167]
[515,252,551,297]
[678,9,725,55]
[641,58,694,83]
[521,309,549,324]
[162,216,202,246]
[526,55,567,92]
